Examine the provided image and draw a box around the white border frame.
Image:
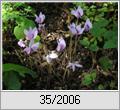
[0,0,119,92]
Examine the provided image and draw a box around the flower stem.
[69,35,73,61]
[73,35,78,58]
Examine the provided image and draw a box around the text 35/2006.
[40,95,81,104]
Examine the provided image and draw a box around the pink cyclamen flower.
[71,6,83,19]
[18,39,26,48]
[84,19,92,31]
[67,61,83,72]
[35,12,45,24]
[24,39,39,54]
[68,23,84,36]
[24,27,38,40]
[56,37,66,52]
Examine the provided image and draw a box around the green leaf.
[90,19,108,38]
[94,18,109,28]
[103,30,114,40]
[82,74,93,86]
[103,23,117,49]
[14,18,36,40]
[13,3,26,8]
[90,27,106,38]
[82,70,96,86]
[99,57,112,71]
[3,63,37,78]
[34,35,40,43]
[3,72,21,90]
[104,39,117,49]
[91,70,97,80]
[14,25,25,40]
[80,37,90,47]
[89,41,99,51]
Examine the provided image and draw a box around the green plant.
[2,3,35,22]
[14,17,36,40]
[2,3,35,33]
[3,72,21,90]
[3,63,37,90]
[82,70,97,86]
[98,56,112,71]
[75,3,118,51]
[80,18,117,51]
[103,23,118,49]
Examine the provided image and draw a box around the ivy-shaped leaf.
[82,70,97,86]
[104,39,117,49]
[90,18,108,38]
[90,26,106,38]
[99,56,112,71]
[89,40,99,51]
[103,23,118,49]
[80,37,90,47]
[93,18,109,28]
[14,17,36,40]
[82,74,93,86]
[103,30,114,40]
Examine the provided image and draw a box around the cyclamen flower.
[44,51,58,63]
[18,39,25,48]
[84,19,92,31]
[71,6,83,19]
[56,37,66,52]
[67,61,83,72]
[24,39,39,55]
[35,12,45,24]
[24,27,38,40]
[68,23,84,36]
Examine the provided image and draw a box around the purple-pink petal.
[68,23,84,36]
[84,19,92,31]
[77,7,83,17]
[68,23,77,35]
[67,61,83,71]
[35,12,45,24]
[23,39,39,54]
[71,6,83,19]
[24,27,38,40]
[31,42,40,51]
[71,10,78,18]
[18,39,25,48]
[75,63,83,68]
[32,28,38,38]
[24,47,31,54]
[72,65,75,72]
[56,37,66,52]
[76,25,84,35]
